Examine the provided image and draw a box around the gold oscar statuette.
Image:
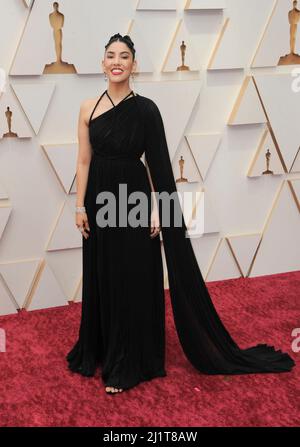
[262,149,274,175]
[176,156,188,182]
[43,2,77,74]
[2,106,18,138]
[278,0,300,65]
[177,40,190,71]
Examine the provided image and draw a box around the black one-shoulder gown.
[66,89,295,391]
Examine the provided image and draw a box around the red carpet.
[0,271,299,427]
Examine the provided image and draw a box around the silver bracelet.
[75,206,86,214]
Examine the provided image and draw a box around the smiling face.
[102,40,136,84]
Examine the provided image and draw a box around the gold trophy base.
[278,52,300,65]
[176,65,190,71]
[43,60,77,74]
[176,177,188,183]
[3,132,18,138]
[262,170,274,175]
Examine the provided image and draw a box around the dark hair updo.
[105,33,136,61]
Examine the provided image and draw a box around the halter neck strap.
[105,89,134,107]
[88,90,106,125]
[88,89,136,125]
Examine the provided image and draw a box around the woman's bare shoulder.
[79,97,100,125]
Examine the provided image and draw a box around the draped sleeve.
[143,97,295,375]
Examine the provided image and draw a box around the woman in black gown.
[66,33,295,394]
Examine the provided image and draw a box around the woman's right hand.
[76,212,90,239]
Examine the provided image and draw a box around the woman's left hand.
[150,207,161,238]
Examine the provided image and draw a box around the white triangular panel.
[173,143,202,183]
[163,19,200,72]
[228,77,266,125]
[0,280,18,316]
[26,262,68,311]
[185,190,221,237]
[0,259,40,309]
[208,0,275,69]
[289,178,300,210]
[0,86,32,138]
[142,81,202,161]
[186,191,203,234]
[0,68,6,93]
[11,83,55,134]
[187,133,221,180]
[252,0,300,68]
[176,184,203,231]
[23,0,34,7]
[185,0,226,9]
[290,147,300,173]
[137,0,177,11]
[0,183,9,199]
[42,143,78,194]
[206,238,241,281]
[0,206,12,239]
[73,276,82,302]
[46,201,82,251]
[69,175,77,194]
[10,0,53,75]
[254,73,300,171]
[127,24,154,73]
[247,128,285,177]
[250,182,300,276]
[10,1,135,74]
[190,234,221,280]
[227,233,261,277]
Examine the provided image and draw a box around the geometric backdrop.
[0,0,299,315]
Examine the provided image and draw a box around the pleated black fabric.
[66,91,166,390]
[66,91,295,390]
